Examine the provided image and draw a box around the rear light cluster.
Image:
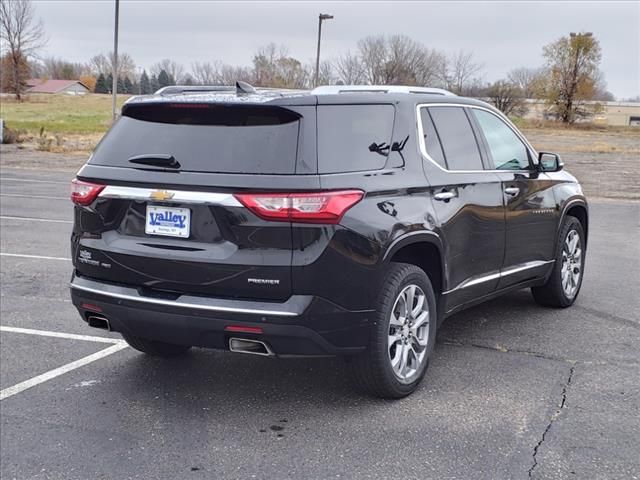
[234,190,364,224]
[71,179,105,206]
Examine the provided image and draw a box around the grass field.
[1,93,638,156]
[1,93,130,135]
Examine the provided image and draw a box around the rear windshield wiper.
[128,154,180,169]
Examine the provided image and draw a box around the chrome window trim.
[416,103,539,174]
[443,260,554,295]
[70,277,301,317]
[99,185,242,207]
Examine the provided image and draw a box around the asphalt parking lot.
[0,167,638,480]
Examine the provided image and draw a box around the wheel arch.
[560,199,589,248]
[382,232,446,297]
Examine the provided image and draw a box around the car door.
[419,105,505,311]
[468,107,559,290]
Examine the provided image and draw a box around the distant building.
[26,79,90,95]
[521,99,640,127]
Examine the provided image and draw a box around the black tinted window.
[420,108,447,168]
[428,107,483,171]
[318,105,395,173]
[90,105,300,174]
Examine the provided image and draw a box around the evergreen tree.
[157,69,171,88]
[95,73,108,93]
[117,75,125,93]
[140,70,151,94]
[123,76,134,94]
[150,74,160,93]
[106,73,113,94]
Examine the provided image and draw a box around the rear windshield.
[89,104,301,174]
[317,104,395,173]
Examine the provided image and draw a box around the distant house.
[26,79,90,95]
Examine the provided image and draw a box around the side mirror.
[538,152,564,172]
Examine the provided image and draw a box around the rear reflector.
[81,302,103,313]
[225,325,264,334]
[71,179,105,206]
[234,190,364,224]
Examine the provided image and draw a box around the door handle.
[433,191,457,202]
[504,187,520,197]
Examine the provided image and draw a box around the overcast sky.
[32,0,639,99]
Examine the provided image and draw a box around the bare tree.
[486,80,528,116]
[191,61,222,85]
[0,0,47,99]
[334,50,365,84]
[42,56,86,79]
[89,52,136,80]
[507,67,546,99]
[357,35,387,84]
[441,50,483,95]
[151,58,185,84]
[218,64,252,85]
[349,35,445,86]
[543,32,602,123]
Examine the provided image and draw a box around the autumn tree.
[0,0,47,99]
[79,74,96,92]
[543,32,602,123]
[486,80,528,117]
[252,44,308,88]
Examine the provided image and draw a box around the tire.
[349,263,437,399]
[121,333,191,357]
[532,216,585,308]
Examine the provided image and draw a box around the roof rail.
[311,85,456,96]
[154,85,235,95]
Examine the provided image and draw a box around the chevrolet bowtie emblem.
[149,190,175,201]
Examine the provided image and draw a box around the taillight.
[71,179,105,206]
[234,190,364,224]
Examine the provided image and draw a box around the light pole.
[314,13,333,87]
[112,0,120,121]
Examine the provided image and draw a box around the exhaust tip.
[87,315,111,331]
[229,338,274,357]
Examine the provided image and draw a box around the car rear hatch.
[72,100,317,301]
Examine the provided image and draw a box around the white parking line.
[0,326,127,401]
[0,253,71,261]
[0,343,128,401]
[0,177,68,185]
[0,326,121,344]
[0,193,68,200]
[0,215,72,224]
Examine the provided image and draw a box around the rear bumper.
[70,274,372,356]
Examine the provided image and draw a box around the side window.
[472,109,531,170]
[428,107,483,171]
[419,108,447,169]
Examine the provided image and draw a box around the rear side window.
[90,104,301,174]
[419,108,447,169]
[318,105,395,174]
[428,107,483,171]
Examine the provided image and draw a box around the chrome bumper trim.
[70,276,302,317]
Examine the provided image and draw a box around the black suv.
[70,83,588,398]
